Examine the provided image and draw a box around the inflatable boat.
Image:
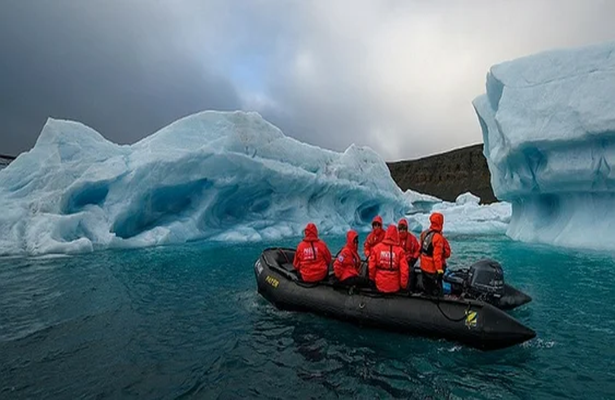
[254,247,536,351]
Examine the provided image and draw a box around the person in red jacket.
[333,230,370,287]
[293,222,332,283]
[363,215,385,258]
[397,218,419,266]
[419,212,451,296]
[368,224,409,293]
[398,218,421,292]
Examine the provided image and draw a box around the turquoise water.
[1,234,614,399]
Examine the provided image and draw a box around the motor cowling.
[467,259,505,299]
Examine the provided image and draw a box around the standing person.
[293,222,332,283]
[368,225,409,293]
[419,212,450,296]
[333,230,369,287]
[398,218,420,292]
[363,215,385,258]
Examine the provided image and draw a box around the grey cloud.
[250,0,615,160]
[0,0,242,156]
[2,0,615,161]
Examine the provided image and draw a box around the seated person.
[363,215,385,258]
[293,222,332,282]
[398,218,420,292]
[368,225,409,293]
[398,218,420,266]
[333,230,370,287]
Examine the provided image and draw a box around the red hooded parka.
[364,215,385,257]
[293,223,332,282]
[368,225,409,293]
[333,230,361,281]
[398,218,420,264]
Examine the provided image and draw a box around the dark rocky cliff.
[387,144,497,204]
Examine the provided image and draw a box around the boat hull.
[254,249,536,351]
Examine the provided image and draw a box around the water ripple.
[1,236,614,399]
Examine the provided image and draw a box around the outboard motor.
[467,259,505,300]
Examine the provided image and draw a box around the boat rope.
[432,296,472,322]
[278,247,291,265]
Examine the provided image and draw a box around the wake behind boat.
[254,247,536,351]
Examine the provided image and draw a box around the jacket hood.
[372,215,383,225]
[429,213,444,232]
[398,218,408,238]
[304,223,319,241]
[382,224,399,245]
[346,230,359,250]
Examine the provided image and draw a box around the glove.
[437,269,444,275]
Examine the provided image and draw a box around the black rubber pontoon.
[254,248,536,351]
[497,285,533,310]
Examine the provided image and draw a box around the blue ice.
[473,41,615,250]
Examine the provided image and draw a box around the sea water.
[1,235,614,399]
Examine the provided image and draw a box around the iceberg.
[403,188,442,215]
[473,41,615,250]
[400,189,511,235]
[0,111,411,256]
[407,192,512,235]
[454,192,480,206]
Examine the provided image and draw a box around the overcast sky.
[1,0,614,161]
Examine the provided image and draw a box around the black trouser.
[409,267,419,292]
[422,271,441,296]
[407,258,419,292]
[339,275,372,288]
